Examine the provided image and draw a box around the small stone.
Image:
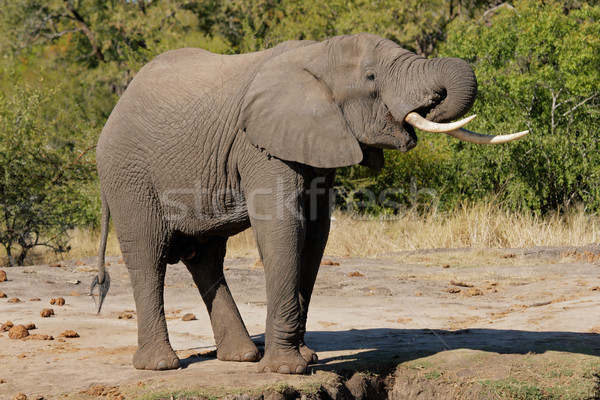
[0,292,6,298]
[40,308,54,318]
[182,313,197,321]
[321,259,340,266]
[442,264,450,268]
[7,298,20,303]
[465,288,483,297]
[25,334,53,341]
[1,321,14,332]
[49,263,64,268]
[24,323,36,330]
[29,298,41,302]
[8,325,29,339]
[118,313,133,320]
[444,287,462,294]
[0,270,7,282]
[13,393,27,400]
[0,378,6,384]
[60,330,79,338]
[50,298,65,306]
[347,271,365,277]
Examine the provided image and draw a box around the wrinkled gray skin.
[95,33,477,374]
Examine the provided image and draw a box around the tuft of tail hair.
[91,193,111,313]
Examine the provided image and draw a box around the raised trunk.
[424,57,477,123]
[383,55,477,124]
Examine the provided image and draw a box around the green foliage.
[0,77,96,266]
[440,0,600,212]
[0,0,599,264]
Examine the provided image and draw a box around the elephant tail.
[91,192,111,314]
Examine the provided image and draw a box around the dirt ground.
[1,245,600,399]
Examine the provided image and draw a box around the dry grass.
[2,203,598,266]
[324,203,598,257]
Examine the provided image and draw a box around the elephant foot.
[133,343,180,370]
[299,344,318,365]
[257,349,308,374]
[216,335,261,362]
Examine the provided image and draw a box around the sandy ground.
[1,245,599,399]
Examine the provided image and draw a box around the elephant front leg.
[182,237,260,362]
[298,173,334,365]
[250,207,308,374]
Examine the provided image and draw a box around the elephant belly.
[162,188,251,236]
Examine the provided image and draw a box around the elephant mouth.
[383,111,417,151]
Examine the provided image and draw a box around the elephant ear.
[240,42,363,169]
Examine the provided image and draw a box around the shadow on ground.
[179,328,600,371]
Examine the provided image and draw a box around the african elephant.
[92,33,526,374]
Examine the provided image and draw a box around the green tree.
[441,0,600,212]
[0,81,96,266]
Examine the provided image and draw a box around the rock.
[321,259,340,266]
[24,323,36,330]
[8,325,29,339]
[0,378,6,383]
[25,334,53,341]
[0,270,7,282]
[7,298,20,303]
[118,313,133,319]
[347,271,365,277]
[49,263,64,268]
[60,330,79,338]
[40,308,54,317]
[29,298,41,302]
[50,298,65,306]
[442,264,451,268]
[0,292,6,298]
[13,393,27,400]
[465,288,483,297]
[1,321,14,332]
[182,313,197,321]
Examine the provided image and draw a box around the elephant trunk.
[423,57,477,123]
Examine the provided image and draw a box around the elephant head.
[240,33,527,169]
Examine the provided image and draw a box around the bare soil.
[1,245,599,399]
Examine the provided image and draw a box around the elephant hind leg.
[110,197,179,371]
[183,236,260,362]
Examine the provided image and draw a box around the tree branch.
[63,0,105,62]
[561,93,599,117]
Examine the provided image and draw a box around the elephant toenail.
[277,365,291,374]
[295,365,306,374]
[243,351,256,361]
[157,360,168,370]
[232,354,240,361]
[172,358,180,368]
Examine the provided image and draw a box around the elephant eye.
[366,73,376,81]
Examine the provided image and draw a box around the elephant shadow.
[179,328,600,370]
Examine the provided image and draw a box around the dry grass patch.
[2,202,598,266]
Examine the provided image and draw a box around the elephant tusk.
[404,112,477,133]
[443,127,529,144]
[404,112,529,144]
